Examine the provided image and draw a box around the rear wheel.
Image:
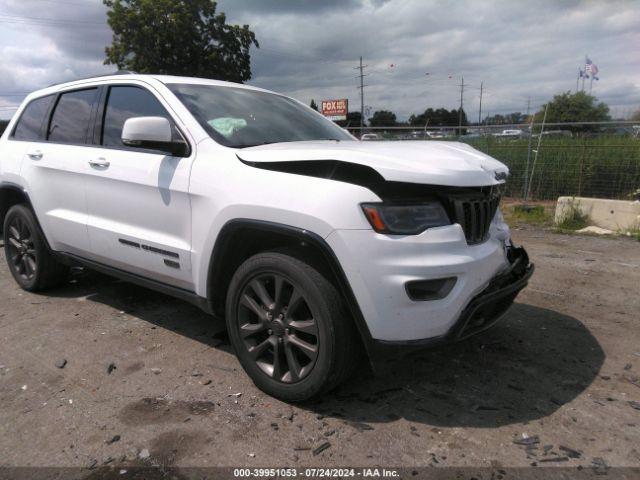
[3,204,68,291]
[225,252,359,401]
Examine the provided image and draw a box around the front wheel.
[3,204,68,291]
[225,252,360,401]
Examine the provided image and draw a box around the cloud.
[1,0,639,121]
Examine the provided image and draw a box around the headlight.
[361,202,450,235]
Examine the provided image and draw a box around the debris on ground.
[591,457,610,475]
[539,456,569,462]
[312,442,331,456]
[150,368,162,375]
[138,449,150,459]
[629,401,640,410]
[559,445,582,458]
[55,359,67,369]
[513,434,540,446]
[106,435,121,444]
[228,392,242,397]
[106,363,116,374]
[576,226,614,235]
[346,421,374,432]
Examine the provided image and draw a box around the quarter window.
[12,95,55,141]
[102,86,173,148]
[48,88,98,144]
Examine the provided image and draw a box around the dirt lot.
[1,227,639,475]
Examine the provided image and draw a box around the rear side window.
[12,95,55,141]
[48,88,98,144]
[102,86,172,148]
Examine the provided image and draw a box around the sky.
[1,0,639,122]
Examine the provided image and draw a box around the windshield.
[167,84,353,148]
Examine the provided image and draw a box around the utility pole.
[478,81,483,125]
[354,56,368,130]
[458,76,465,136]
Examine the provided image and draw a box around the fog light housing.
[405,277,457,301]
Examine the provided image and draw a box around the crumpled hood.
[238,140,509,187]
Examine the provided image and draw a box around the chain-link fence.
[347,122,640,201]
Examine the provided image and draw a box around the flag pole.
[576,68,579,93]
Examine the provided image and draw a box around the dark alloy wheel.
[226,252,361,401]
[238,273,319,383]
[6,214,38,282]
[3,204,68,291]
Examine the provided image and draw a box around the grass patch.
[465,136,640,201]
[503,203,553,227]
[554,199,590,232]
[627,227,640,242]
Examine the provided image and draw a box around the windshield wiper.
[238,139,342,148]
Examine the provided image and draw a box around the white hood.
[239,140,509,187]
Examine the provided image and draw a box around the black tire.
[3,204,68,292]
[225,252,360,402]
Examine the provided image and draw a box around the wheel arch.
[0,182,33,234]
[0,182,55,252]
[206,219,374,355]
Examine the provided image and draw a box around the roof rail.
[48,70,138,87]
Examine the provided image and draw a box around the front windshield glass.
[167,84,353,148]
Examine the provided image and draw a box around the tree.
[369,110,397,127]
[631,109,640,122]
[309,99,318,111]
[535,91,610,125]
[484,112,526,125]
[409,108,465,127]
[104,0,259,83]
[335,111,363,128]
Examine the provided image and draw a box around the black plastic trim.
[405,277,457,301]
[208,219,376,356]
[54,252,211,314]
[0,182,50,248]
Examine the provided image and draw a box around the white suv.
[0,73,533,401]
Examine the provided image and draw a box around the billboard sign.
[321,99,348,121]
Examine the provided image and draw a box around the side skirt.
[54,252,214,315]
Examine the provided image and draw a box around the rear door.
[83,84,195,290]
[18,88,98,255]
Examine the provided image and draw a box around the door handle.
[89,158,110,168]
[27,150,43,160]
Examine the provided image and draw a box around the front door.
[83,85,195,290]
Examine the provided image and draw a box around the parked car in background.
[360,133,380,141]
[493,129,524,139]
[0,73,532,401]
[537,129,573,138]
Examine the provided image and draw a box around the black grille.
[449,194,501,245]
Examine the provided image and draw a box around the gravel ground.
[1,228,639,474]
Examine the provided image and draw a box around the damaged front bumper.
[368,245,534,364]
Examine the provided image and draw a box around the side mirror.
[121,116,188,156]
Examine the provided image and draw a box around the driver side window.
[101,86,175,148]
